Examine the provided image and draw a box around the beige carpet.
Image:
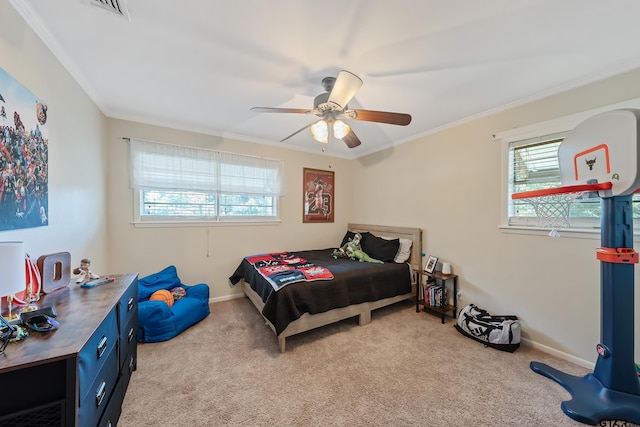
[119,298,638,427]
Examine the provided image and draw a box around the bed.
[229,223,422,352]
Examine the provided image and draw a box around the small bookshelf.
[415,270,458,324]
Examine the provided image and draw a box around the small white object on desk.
[442,262,452,275]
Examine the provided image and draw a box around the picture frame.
[303,168,334,223]
[424,255,438,274]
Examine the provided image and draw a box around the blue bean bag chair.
[137,265,210,343]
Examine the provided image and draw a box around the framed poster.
[0,67,49,231]
[303,168,334,223]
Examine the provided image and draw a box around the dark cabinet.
[0,273,138,426]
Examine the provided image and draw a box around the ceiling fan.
[251,70,412,148]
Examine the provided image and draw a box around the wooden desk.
[0,273,138,426]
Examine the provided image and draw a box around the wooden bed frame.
[241,223,423,352]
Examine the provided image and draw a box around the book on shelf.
[423,282,448,308]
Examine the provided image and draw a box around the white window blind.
[218,152,282,196]
[129,139,218,192]
[128,138,283,223]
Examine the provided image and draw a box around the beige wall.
[350,69,640,365]
[0,4,108,271]
[5,0,639,367]
[105,119,353,298]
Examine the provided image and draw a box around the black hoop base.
[531,362,640,425]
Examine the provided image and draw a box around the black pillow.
[361,233,400,263]
[340,231,370,247]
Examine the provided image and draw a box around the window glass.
[142,190,217,217]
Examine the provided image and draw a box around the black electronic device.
[19,306,57,324]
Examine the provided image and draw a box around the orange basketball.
[149,289,174,307]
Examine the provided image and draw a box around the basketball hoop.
[512,182,613,237]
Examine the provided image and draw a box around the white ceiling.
[11,0,640,158]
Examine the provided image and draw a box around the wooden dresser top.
[0,273,137,373]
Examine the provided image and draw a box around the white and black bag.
[455,304,521,352]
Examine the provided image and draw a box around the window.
[497,97,640,236]
[129,139,283,224]
[506,134,640,232]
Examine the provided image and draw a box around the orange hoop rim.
[512,182,612,200]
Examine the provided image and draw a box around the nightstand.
[415,270,458,324]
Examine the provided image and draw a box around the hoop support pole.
[596,247,639,264]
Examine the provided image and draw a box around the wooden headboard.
[348,223,423,272]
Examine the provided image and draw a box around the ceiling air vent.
[86,0,130,20]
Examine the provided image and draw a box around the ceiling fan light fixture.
[333,120,350,139]
[252,69,409,149]
[311,120,328,143]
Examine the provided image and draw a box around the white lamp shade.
[0,241,26,297]
[327,70,363,110]
[311,119,351,143]
[310,120,328,143]
[333,120,351,139]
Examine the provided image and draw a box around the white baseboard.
[209,293,245,304]
[521,337,595,370]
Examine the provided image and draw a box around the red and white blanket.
[245,252,334,291]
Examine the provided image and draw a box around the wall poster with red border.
[303,168,334,223]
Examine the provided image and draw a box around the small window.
[129,139,283,224]
[506,135,640,231]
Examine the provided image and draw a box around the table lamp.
[0,241,26,321]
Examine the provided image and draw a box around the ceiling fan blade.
[251,107,312,114]
[280,122,313,143]
[341,130,361,149]
[350,109,412,126]
[327,70,363,110]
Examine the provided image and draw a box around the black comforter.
[229,248,412,335]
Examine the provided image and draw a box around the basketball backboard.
[558,109,640,197]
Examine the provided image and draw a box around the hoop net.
[512,182,612,237]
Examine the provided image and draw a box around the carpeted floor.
[119,297,638,426]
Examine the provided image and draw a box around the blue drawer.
[78,344,118,427]
[120,351,136,399]
[98,374,124,427]
[118,280,138,329]
[79,308,118,402]
[119,314,138,372]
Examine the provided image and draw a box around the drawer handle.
[128,327,135,342]
[96,380,107,407]
[129,355,135,373]
[97,336,108,358]
[127,296,135,312]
